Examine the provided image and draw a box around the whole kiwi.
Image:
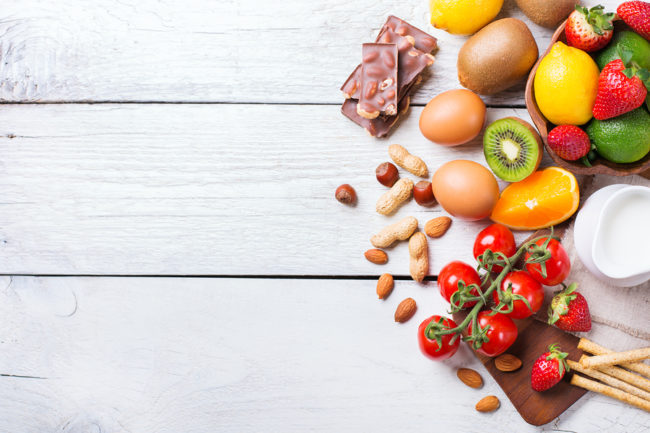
[457,18,539,95]
[515,0,577,28]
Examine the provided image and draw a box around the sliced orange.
[490,167,579,230]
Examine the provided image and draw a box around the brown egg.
[432,160,500,221]
[419,89,486,146]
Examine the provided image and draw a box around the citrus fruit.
[594,30,650,70]
[534,42,600,125]
[586,108,650,163]
[430,0,504,35]
[490,167,579,230]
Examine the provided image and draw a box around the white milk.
[592,189,650,279]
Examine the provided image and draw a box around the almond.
[495,354,522,372]
[394,298,417,323]
[457,368,483,389]
[364,248,388,264]
[424,216,452,238]
[376,273,394,299]
[475,395,500,413]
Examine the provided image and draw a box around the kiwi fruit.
[483,117,543,182]
[515,0,576,29]
[457,18,539,95]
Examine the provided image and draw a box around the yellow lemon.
[534,42,600,125]
[430,0,504,35]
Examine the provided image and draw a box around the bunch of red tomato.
[418,224,572,361]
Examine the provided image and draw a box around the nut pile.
[336,143,455,323]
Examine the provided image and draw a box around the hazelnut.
[375,162,399,187]
[335,184,357,205]
[413,181,435,206]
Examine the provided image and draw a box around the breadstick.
[578,338,650,379]
[571,374,650,412]
[567,360,650,401]
[581,348,650,369]
[580,355,650,393]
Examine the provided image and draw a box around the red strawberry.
[547,125,591,161]
[531,344,570,392]
[548,283,591,332]
[593,57,650,120]
[617,1,650,41]
[565,5,615,52]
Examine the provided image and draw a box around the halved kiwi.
[483,117,543,182]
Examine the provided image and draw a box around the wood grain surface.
[1,276,647,433]
[0,0,616,104]
[0,0,647,431]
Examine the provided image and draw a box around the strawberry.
[593,55,650,120]
[548,283,591,332]
[531,344,570,392]
[547,125,591,161]
[565,5,615,52]
[617,1,650,41]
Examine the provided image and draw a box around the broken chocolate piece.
[357,43,399,119]
[381,15,438,53]
[342,95,410,138]
[376,28,435,100]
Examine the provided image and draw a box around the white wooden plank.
[1,103,647,276]
[0,103,529,275]
[0,276,646,432]
[0,0,619,104]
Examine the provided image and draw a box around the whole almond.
[364,249,388,264]
[424,216,452,238]
[495,354,522,372]
[475,395,500,413]
[394,298,417,323]
[376,273,394,299]
[457,368,483,389]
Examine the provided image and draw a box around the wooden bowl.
[525,20,650,177]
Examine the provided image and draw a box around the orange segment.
[490,167,579,230]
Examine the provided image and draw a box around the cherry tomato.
[467,311,518,357]
[438,261,482,308]
[417,315,460,361]
[492,271,544,319]
[525,238,571,286]
[473,224,517,272]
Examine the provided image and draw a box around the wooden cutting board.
[457,314,587,426]
[453,225,587,426]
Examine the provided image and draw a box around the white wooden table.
[0,1,648,431]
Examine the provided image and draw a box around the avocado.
[586,108,650,163]
[457,18,539,95]
[515,0,576,29]
[594,31,650,70]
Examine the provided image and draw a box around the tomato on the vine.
[438,261,482,308]
[525,238,571,286]
[418,315,460,361]
[467,311,518,357]
[492,271,544,319]
[473,224,517,272]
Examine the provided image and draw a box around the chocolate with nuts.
[357,43,399,119]
[380,15,438,53]
[341,96,410,138]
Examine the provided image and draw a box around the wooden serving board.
[453,226,587,426]
[458,314,587,426]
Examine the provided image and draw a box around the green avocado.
[594,31,650,70]
[586,108,650,163]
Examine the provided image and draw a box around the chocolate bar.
[341,95,410,138]
[340,16,437,100]
[376,28,434,99]
[381,15,438,54]
[357,43,399,119]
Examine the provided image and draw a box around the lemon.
[534,42,600,125]
[430,0,504,35]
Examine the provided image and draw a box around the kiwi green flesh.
[483,117,542,182]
